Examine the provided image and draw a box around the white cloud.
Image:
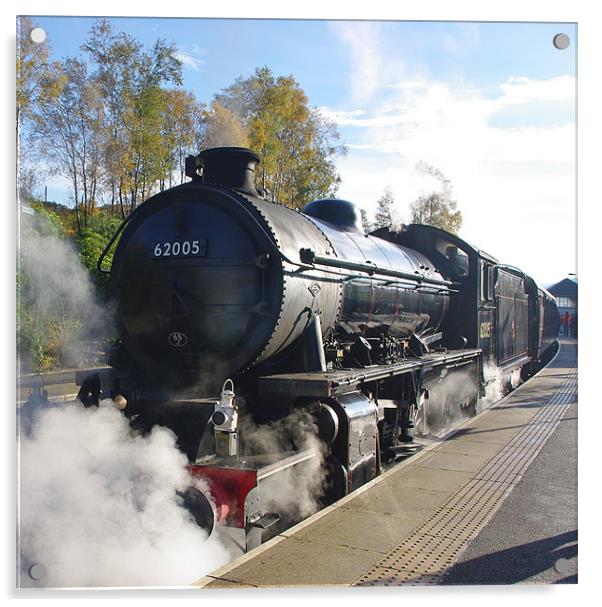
[325,72,576,286]
[387,80,427,91]
[499,75,575,105]
[319,107,414,127]
[328,21,405,105]
[175,44,207,71]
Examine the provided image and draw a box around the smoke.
[18,400,230,588]
[419,367,478,436]
[17,209,231,587]
[480,362,504,411]
[18,210,109,371]
[200,101,249,149]
[238,408,325,522]
[479,362,521,412]
[509,368,521,390]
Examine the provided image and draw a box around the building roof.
[547,278,578,298]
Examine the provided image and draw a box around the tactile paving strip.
[355,367,577,586]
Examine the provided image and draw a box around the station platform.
[193,338,577,588]
[17,366,105,406]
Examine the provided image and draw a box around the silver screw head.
[29,27,46,44]
[553,33,570,50]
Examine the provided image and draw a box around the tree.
[409,162,462,234]
[374,187,395,229]
[76,212,123,299]
[18,160,43,202]
[16,17,60,202]
[360,208,372,232]
[124,84,168,206]
[29,202,65,239]
[212,67,346,208]
[160,89,204,188]
[32,58,104,232]
[81,19,184,214]
[28,15,189,229]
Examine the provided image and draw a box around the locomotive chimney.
[197,147,260,196]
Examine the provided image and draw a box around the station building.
[547,277,578,316]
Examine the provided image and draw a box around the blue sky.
[24,16,576,286]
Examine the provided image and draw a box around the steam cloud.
[419,368,478,436]
[18,211,108,370]
[238,408,325,521]
[18,209,230,587]
[479,362,521,412]
[420,362,521,433]
[480,362,504,411]
[18,400,230,588]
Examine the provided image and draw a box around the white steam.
[200,101,250,149]
[18,400,230,588]
[509,368,522,390]
[417,367,479,437]
[480,362,504,410]
[19,225,101,321]
[239,409,325,521]
[479,362,522,411]
[18,211,108,370]
[18,211,232,587]
[434,368,477,435]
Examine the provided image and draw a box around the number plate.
[152,239,207,258]
[480,321,492,338]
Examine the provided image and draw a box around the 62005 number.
[152,239,206,258]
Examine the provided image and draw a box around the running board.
[258,349,482,400]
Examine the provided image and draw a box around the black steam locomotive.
[79,147,558,548]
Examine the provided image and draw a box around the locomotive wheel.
[324,456,348,503]
[177,486,216,537]
[399,402,418,443]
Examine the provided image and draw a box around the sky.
[23,16,576,287]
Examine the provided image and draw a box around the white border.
[4,1,598,603]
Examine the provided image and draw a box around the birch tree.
[213,67,346,208]
[409,162,462,234]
